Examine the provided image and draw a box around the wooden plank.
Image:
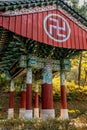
[27,14,33,39]
[21,14,27,37]
[79,27,83,49]
[70,20,75,49]
[83,30,87,49]
[74,23,79,49]
[9,16,16,32]
[33,13,38,41]
[15,15,21,35]
[3,16,9,29]
[43,11,48,45]
[38,12,43,43]
[0,16,3,26]
[66,16,71,49]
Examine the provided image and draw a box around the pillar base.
[60,109,69,120]
[8,108,14,119]
[25,110,32,119]
[41,109,55,119]
[19,108,25,119]
[34,108,39,118]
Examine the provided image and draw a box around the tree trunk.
[83,71,87,87]
[78,53,82,88]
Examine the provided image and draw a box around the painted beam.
[28,55,70,71]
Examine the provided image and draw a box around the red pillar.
[19,84,26,119]
[34,84,39,118]
[60,69,69,119]
[8,80,14,119]
[25,68,32,119]
[41,63,55,119]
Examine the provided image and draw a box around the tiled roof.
[0,0,87,27]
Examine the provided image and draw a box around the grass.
[0,117,87,130]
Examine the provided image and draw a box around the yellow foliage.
[52,76,87,95]
[66,80,78,89]
[52,77,60,94]
[52,77,60,86]
[83,86,87,91]
[68,109,80,113]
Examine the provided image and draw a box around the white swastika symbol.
[44,14,71,42]
[49,18,66,38]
